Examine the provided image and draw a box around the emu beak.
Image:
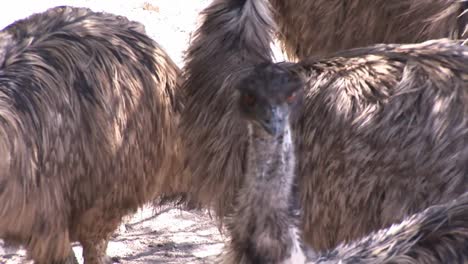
[262,107,287,136]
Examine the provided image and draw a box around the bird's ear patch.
[242,93,256,106]
[286,91,297,104]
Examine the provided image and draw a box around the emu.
[290,39,468,250]
[218,64,468,264]
[0,6,183,264]
[268,0,468,59]
[218,63,468,264]
[221,63,306,264]
[180,0,274,225]
[309,192,468,263]
[180,0,468,253]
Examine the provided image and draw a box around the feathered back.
[0,6,181,261]
[311,192,468,263]
[269,0,467,60]
[289,39,468,250]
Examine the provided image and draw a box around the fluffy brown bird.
[269,0,468,59]
[179,0,275,220]
[220,62,306,264]
[309,192,468,263]
[292,39,468,250]
[0,6,182,264]
[218,62,468,264]
[180,0,468,253]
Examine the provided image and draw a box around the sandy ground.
[1,206,227,264]
[0,0,228,263]
[0,206,226,264]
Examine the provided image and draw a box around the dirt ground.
[1,206,226,264]
[0,0,229,263]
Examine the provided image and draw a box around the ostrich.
[220,62,306,264]
[0,6,183,264]
[180,0,468,253]
[268,0,468,60]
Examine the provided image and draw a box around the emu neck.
[227,121,300,263]
[244,122,295,209]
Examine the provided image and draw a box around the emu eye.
[286,92,296,103]
[242,94,256,106]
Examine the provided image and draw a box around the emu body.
[309,192,468,263]
[292,39,468,250]
[179,0,275,219]
[268,0,468,59]
[221,63,305,264]
[180,0,468,251]
[0,6,181,264]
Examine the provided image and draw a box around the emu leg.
[63,250,80,264]
[76,203,124,264]
[46,250,79,264]
[34,250,79,264]
[28,231,76,264]
[82,238,119,264]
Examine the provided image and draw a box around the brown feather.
[181,0,468,251]
[179,0,276,220]
[310,192,468,263]
[0,6,182,263]
[269,0,468,60]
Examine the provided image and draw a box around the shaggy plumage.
[289,39,468,251]
[269,0,468,60]
[179,0,276,219]
[221,63,306,264]
[0,6,181,264]
[309,192,468,263]
[181,1,468,251]
[217,62,468,264]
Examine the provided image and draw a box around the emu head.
[235,62,304,136]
